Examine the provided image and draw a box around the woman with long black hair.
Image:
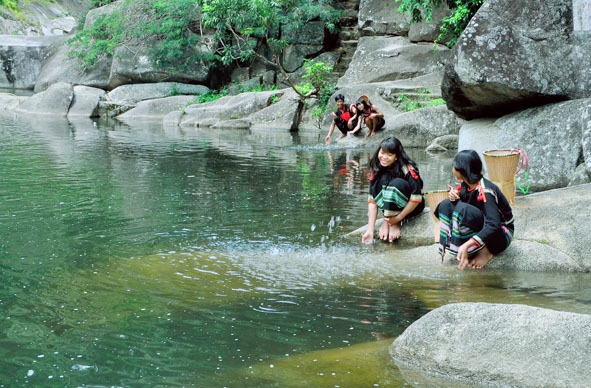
[361,136,425,244]
[435,150,515,269]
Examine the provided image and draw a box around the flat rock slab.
[390,302,591,388]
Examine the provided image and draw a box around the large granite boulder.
[16,81,73,116]
[338,36,449,87]
[358,0,452,42]
[174,90,287,129]
[0,0,91,36]
[34,41,113,93]
[442,0,591,120]
[68,85,106,118]
[247,89,303,132]
[35,0,215,92]
[84,1,214,88]
[358,0,409,37]
[458,98,591,191]
[390,303,591,388]
[281,21,326,73]
[108,42,213,88]
[0,35,66,89]
[116,95,199,121]
[107,82,210,104]
[0,93,27,110]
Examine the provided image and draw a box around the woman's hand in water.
[361,230,374,245]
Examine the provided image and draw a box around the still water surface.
[1,113,589,387]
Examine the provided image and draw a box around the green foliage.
[199,0,341,68]
[0,0,29,21]
[296,60,334,100]
[396,0,442,23]
[71,0,340,101]
[294,60,335,127]
[270,93,281,104]
[68,11,123,70]
[301,60,333,96]
[191,88,229,105]
[238,83,277,94]
[314,84,336,115]
[142,0,205,70]
[395,0,485,47]
[0,0,18,12]
[438,0,485,46]
[68,0,205,73]
[91,0,117,7]
[395,92,446,112]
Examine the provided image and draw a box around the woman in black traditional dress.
[361,137,425,244]
[435,150,515,269]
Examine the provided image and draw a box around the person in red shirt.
[324,94,359,143]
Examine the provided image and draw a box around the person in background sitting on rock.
[324,94,358,143]
[351,97,385,137]
[435,150,515,270]
[362,136,425,244]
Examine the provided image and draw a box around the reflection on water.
[0,113,589,387]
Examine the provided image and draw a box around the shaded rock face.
[0,36,66,89]
[442,0,591,120]
[390,303,591,388]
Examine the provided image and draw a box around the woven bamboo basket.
[424,190,448,242]
[483,149,520,204]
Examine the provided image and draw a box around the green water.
[0,113,589,387]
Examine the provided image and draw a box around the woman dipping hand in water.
[435,150,515,270]
[362,137,425,244]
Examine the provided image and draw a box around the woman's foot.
[469,249,494,269]
[378,221,390,241]
[458,247,494,270]
[388,223,401,242]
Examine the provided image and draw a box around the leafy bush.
[69,0,205,73]
[200,0,340,66]
[395,0,485,47]
[301,60,333,97]
[91,0,117,7]
[395,93,446,111]
[0,0,18,12]
[200,0,340,98]
[192,88,229,104]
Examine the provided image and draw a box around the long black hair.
[356,98,371,111]
[369,136,419,180]
[453,150,483,185]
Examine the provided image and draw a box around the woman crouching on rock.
[435,150,515,270]
[362,136,425,244]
